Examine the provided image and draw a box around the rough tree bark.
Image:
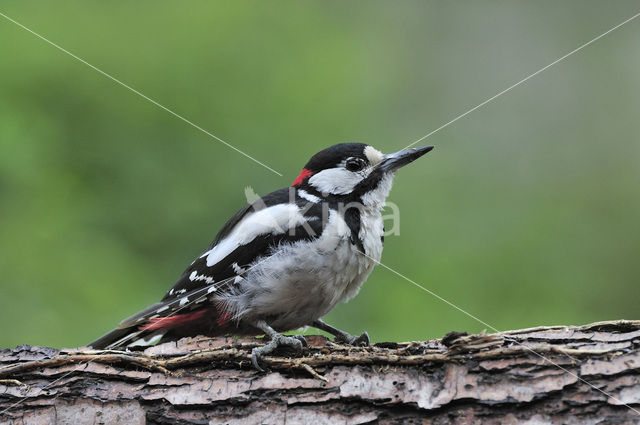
[1,320,639,424]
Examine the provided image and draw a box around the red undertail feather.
[140,310,208,331]
[292,168,313,186]
[216,312,231,327]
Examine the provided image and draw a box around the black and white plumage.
[89,143,433,368]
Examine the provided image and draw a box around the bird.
[89,143,433,370]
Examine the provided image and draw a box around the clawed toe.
[351,332,369,346]
[293,334,308,347]
[251,348,266,372]
[251,334,306,371]
[274,334,305,352]
[335,331,370,346]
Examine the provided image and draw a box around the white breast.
[225,209,383,330]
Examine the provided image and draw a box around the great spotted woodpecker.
[89,143,433,370]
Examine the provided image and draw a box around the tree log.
[1,320,639,424]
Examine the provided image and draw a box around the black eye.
[345,157,365,172]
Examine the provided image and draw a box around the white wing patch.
[297,189,321,203]
[189,270,215,284]
[232,262,247,274]
[201,204,308,267]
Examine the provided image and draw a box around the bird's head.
[292,143,433,206]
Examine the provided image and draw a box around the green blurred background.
[1,1,639,348]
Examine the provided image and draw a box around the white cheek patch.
[307,145,383,195]
[364,146,384,165]
[308,168,364,195]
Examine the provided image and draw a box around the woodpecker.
[89,143,433,370]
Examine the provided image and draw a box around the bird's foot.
[335,331,369,347]
[311,319,370,347]
[292,334,308,347]
[251,333,306,372]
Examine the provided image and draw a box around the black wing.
[89,188,327,348]
[162,188,326,302]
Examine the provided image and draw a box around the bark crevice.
[1,320,639,424]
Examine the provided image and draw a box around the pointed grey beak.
[380,146,434,172]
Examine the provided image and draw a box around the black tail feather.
[88,327,139,349]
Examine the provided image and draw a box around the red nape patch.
[292,168,313,186]
[140,309,207,331]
